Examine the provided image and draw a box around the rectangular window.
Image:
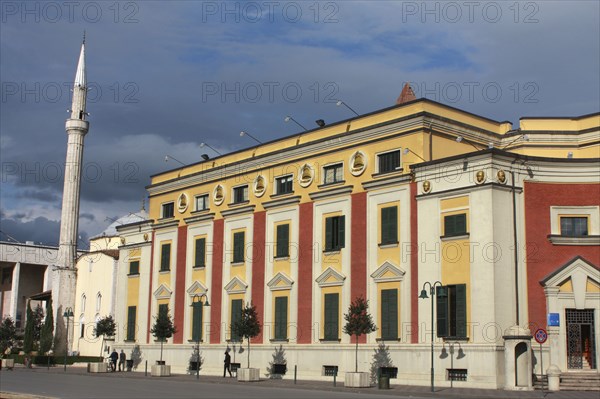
[444,214,467,237]
[381,289,398,340]
[126,306,136,341]
[381,206,398,245]
[436,284,467,338]
[129,260,139,275]
[323,163,343,185]
[158,304,168,318]
[160,243,171,272]
[276,224,290,258]
[230,299,243,341]
[274,296,288,340]
[276,175,294,195]
[192,302,203,342]
[325,215,345,251]
[194,238,206,268]
[232,185,248,204]
[324,293,339,340]
[195,194,209,211]
[233,231,245,263]
[162,202,174,219]
[560,216,588,236]
[378,150,401,173]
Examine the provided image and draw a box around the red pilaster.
[297,202,313,344]
[251,211,266,343]
[351,192,368,343]
[210,219,224,344]
[146,231,155,344]
[173,225,187,343]
[410,182,419,343]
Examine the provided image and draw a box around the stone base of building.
[151,364,171,377]
[237,368,260,381]
[345,372,370,387]
[87,362,107,373]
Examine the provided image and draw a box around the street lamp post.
[419,281,444,392]
[190,294,210,380]
[63,307,73,372]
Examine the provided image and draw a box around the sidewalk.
[3,364,599,399]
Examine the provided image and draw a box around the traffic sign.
[534,328,547,344]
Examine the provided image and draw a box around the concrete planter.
[237,367,260,382]
[151,364,171,377]
[87,362,107,373]
[1,359,15,370]
[345,372,370,388]
[547,365,561,391]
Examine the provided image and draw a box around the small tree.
[39,300,54,355]
[32,304,44,344]
[343,296,377,373]
[94,315,116,357]
[150,307,176,363]
[23,302,35,354]
[0,317,17,358]
[231,302,261,368]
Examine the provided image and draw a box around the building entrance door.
[566,309,596,370]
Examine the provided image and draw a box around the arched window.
[96,292,102,312]
[81,294,86,313]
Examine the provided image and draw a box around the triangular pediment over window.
[540,256,600,309]
[316,267,346,287]
[186,281,208,296]
[224,276,248,294]
[267,272,294,291]
[153,283,172,300]
[370,261,406,283]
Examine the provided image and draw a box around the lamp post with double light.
[63,307,73,372]
[419,281,445,392]
[190,294,210,380]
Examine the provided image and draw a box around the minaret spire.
[53,37,90,355]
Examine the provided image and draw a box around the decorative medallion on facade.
[177,192,189,213]
[497,170,507,184]
[120,236,126,244]
[349,151,367,176]
[253,175,267,197]
[298,163,314,187]
[422,180,432,194]
[475,170,486,184]
[213,184,225,205]
[143,233,149,242]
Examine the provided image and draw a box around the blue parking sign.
[548,313,560,327]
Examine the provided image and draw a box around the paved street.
[1,367,598,399]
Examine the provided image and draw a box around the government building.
[96,92,598,389]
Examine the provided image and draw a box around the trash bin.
[126,360,133,372]
[378,375,390,389]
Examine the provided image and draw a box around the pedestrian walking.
[110,349,118,372]
[118,350,126,372]
[223,350,232,378]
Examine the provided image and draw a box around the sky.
[1,1,599,248]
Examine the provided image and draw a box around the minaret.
[53,36,89,354]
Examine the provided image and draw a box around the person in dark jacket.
[223,351,232,377]
[110,349,118,372]
[118,350,126,372]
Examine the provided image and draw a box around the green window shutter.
[129,261,139,275]
[325,217,333,251]
[230,299,243,341]
[455,284,467,338]
[274,296,288,340]
[381,289,398,340]
[436,286,448,338]
[381,207,398,244]
[338,216,345,249]
[444,214,467,237]
[233,232,245,263]
[161,244,171,271]
[276,224,289,258]
[127,306,136,341]
[158,304,168,318]
[195,238,206,267]
[324,293,339,340]
[192,303,203,342]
